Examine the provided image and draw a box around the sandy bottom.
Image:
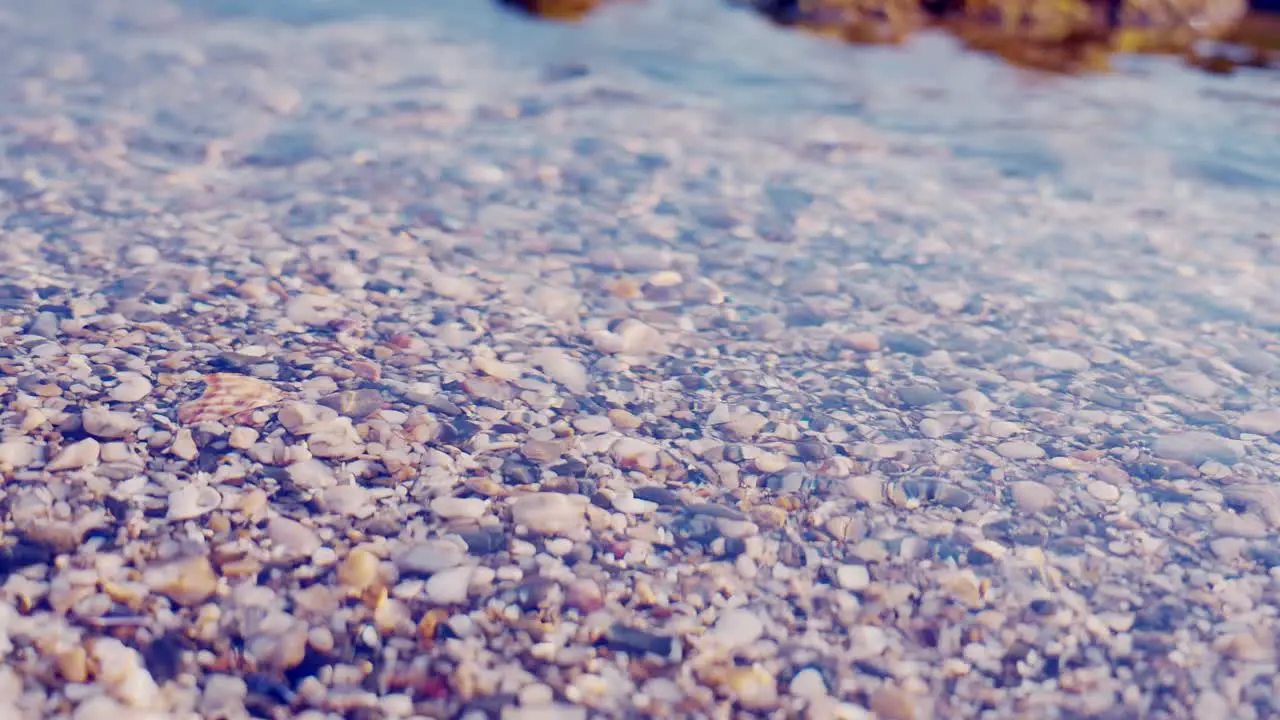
[1,1,1279,718]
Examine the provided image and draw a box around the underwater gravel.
[1,1,1280,719]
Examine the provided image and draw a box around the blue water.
[181,0,1280,191]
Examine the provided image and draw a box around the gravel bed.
[1,1,1279,719]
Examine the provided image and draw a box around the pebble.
[268,517,322,558]
[168,429,198,461]
[425,566,473,605]
[988,420,1021,438]
[722,665,777,710]
[228,426,259,449]
[46,438,100,471]
[431,496,487,520]
[89,638,162,709]
[81,406,140,439]
[1213,512,1268,538]
[897,386,950,408]
[710,608,765,649]
[1028,348,1090,372]
[753,451,789,473]
[870,685,921,720]
[26,311,59,338]
[142,555,218,606]
[995,440,1045,460]
[337,548,381,593]
[572,414,612,434]
[1193,691,1230,719]
[395,539,467,574]
[0,440,37,473]
[611,437,660,470]
[1152,431,1244,465]
[842,331,881,352]
[1086,480,1121,503]
[168,485,222,520]
[288,458,337,489]
[318,389,385,420]
[285,293,343,326]
[566,578,604,613]
[1162,370,1220,399]
[1236,409,1280,436]
[918,418,945,439]
[124,244,160,265]
[531,348,589,393]
[322,484,370,515]
[788,667,828,700]
[1009,480,1056,512]
[510,493,589,536]
[883,333,934,356]
[836,564,870,591]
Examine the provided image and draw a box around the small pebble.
[836,564,870,591]
[1086,480,1121,503]
[425,566,473,605]
[81,407,140,439]
[995,440,1045,460]
[510,493,589,536]
[46,438,100,471]
[1028,348,1090,372]
[337,548,381,593]
[432,496,487,520]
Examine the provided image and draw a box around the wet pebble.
[46,438,100,471]
[1162,370,1220,399]
[395,539,467,574]
[1009,480,1056,512]
[1236,409,1280,436]
[81,407,140,439]
[710,608,765,649]
[1028,349,1089,372]
[604,625,675,658]
[425,566,473,605]
[268,517,322,558]
[1152,431,1244,465]
[836,564,870,591]
[897,386,950,408]
[142,555,218,606]
[432,496,487,520]
[995,440,1045,460]
[510,492,589,536]
[167,485,222,521]
[883,333,934,356]
[1086,480,1121,502]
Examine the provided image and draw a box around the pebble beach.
[1,0,1279,718]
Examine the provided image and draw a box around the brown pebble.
[566,579,604,613]
[842,332,882,352]
[870,684,920,720]
[143,556,219,606]
[337,548,381,594]
[319,389,385,420]
[57,646,88,683]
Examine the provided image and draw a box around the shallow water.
[4,0,1280,717]
[185,0,1280,190]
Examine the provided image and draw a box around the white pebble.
[46,438,100,471]
[110,372,153,402]
[425,566,473,605]
[1087,480,1121,503]
[836,564,870,591]
[1028,348,1090,372]
[81,406,140,439]
[431,496,487,520]
[511,493,589,536]
[168,485,222,521]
